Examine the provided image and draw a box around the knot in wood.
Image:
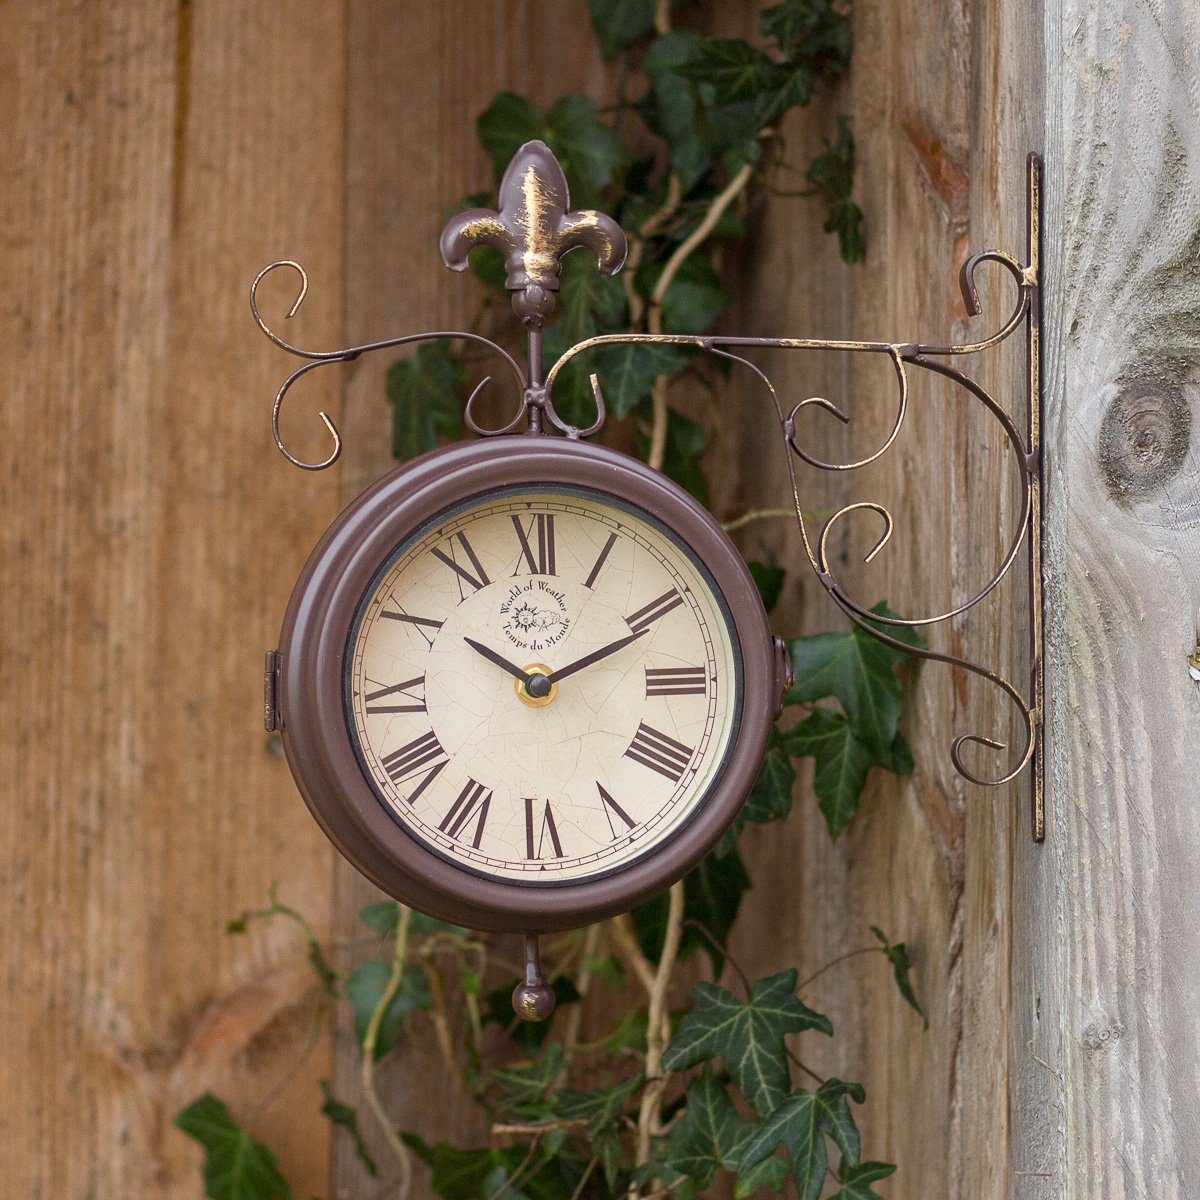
[1098,384,1191,502]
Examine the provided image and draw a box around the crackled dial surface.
[346,486,741,885]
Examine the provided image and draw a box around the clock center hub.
[515,663,556,708]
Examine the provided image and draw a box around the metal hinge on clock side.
[264,650,281,732]
[772,636,793,718]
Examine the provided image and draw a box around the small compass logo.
[501,580,570,651]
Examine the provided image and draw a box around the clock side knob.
[512,933,557,1023]
[772,635,794,717]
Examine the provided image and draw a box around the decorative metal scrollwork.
[251,143,1045,839]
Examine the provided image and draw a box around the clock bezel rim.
[342,480,746,887]
[276,435,776,933]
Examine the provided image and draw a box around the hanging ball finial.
[512,933,556,1022]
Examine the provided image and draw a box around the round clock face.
[345,486,742,885]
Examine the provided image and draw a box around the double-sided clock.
[261,142,790,1018]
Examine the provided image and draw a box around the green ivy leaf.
[829,1160,898,1200]
[646,1067,757,1193]
[737,1079,865,1200]
[402,1140,535,1200]
[785,603,921,755]
[556,1073,641,1188]
[748,561,786,613]
[359,901,399,937]
[489,1045,566,1110]
[557,249,628,344]
[594,341,690,417]
[653,405,711,506]
[545,95,624,206]
[715,743,795,855]
[870,927,927,1027]
[588,0,656,59]
[477,93,546,177]
[734,1151,790,1197]
[319,1080,378,1178]
[477,93,622,208]
[781,708,872,838]
[663,970,831,1116]
[347,960,431,1060]
[676,38,785,105]
[174,1093,290,1200]
[541,324,601,431]
[637,252,731,334]
[387,342,465,461]
[641,32,719,192]
[806,116,864,263]
[760,0,853,78]
[632,843,750,976]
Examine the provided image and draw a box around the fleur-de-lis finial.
[440,140,628,326]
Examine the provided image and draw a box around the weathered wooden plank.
[724,0,1031,1196]
[1013,3,1200,1196]
[0,3,345,1196]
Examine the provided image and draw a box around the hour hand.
[463,637,533,685]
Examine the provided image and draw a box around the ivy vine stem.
[559,923,602,1068]
[630,878,685,1198]
[646,160,754,472]
[361,902,414,1198]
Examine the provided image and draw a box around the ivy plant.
[177,5,933,1200]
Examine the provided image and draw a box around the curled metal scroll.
[542,153,1046,837]
[250,260,528,469]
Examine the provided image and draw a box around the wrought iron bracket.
[252,143,1046,842]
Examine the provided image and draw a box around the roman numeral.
[524,798,564,860]
[597,783,636,839]
[379,608,443,649]
[431,531,490,599]
[438,779,491,848]
[645,667,707,697]
[364,675,426,714]
[624,722,694,782]
[625,588,684,634]
[582,531,618,589]
[380,731,447,804]
[511,513,556,575]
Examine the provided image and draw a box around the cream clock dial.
[346,486,742,884]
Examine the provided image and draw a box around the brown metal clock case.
[270,434,784,933]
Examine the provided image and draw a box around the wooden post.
[1012,3,1200,1195]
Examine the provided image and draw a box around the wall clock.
[259,141,1046,1016]
[260,142,791,1018]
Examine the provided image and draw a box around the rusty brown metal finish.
[252,137,1047,960]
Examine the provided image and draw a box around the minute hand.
[545,629,648,685]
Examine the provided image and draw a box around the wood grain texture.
[1013,3,1200,1196]
[724,0,1033,1196]
[0,3,345,1196]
